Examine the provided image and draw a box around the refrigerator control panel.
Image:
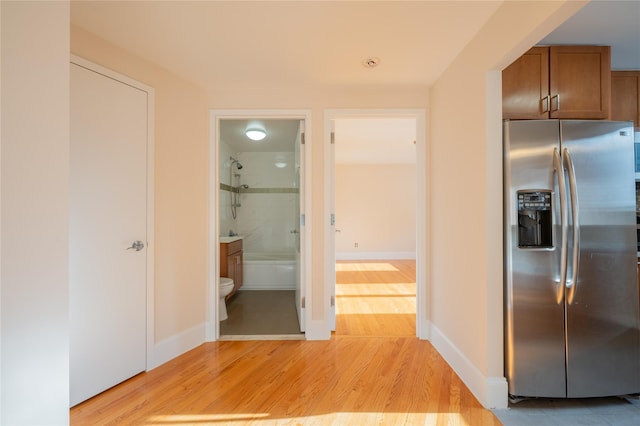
[518,192,551,210]
[517,190,552,248]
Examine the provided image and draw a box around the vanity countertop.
[219,236,243,243]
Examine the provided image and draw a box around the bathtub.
[242,252,297,290]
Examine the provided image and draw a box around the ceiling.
[70,1,503,90]
[71,1,640,164]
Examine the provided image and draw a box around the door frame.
[207,109,312,340]
[324,109,429,339]
[69,55,156,370]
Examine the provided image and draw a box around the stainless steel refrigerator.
[504,119,640,399]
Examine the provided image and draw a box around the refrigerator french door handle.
[563,148,580,304]
[553,148,568,304]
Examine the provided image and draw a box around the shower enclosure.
[217,117,306,332]
[228,156,248,220]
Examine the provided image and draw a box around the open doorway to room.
[325,110,427,338]
[210,110,311,340]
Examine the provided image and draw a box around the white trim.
[207,112,219,341]
[207,109,313,341]
[147,322,206,370]
[486,377,509,409]
[485,70,507,398]
[429,322,508,409]
[324,109,428,339]
[69,55,156,375]
[326,118,337,332]
[335,252,416,260]
[219,334,305,341]
[304,319,332,341]
[415,111,429,340]
[0,4,3,419]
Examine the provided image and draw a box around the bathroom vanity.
[220,237,243,299]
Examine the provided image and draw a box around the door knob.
[127,240,145,251]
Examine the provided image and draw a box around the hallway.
[70,260,502,424]
[335,259,416,337]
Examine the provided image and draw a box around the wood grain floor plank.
[71,260,501,425]
[71,338,501,425]
[335,259,416,337]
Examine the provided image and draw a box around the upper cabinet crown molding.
[503,45,611,120]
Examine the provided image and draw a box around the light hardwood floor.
[70,260,501,425]
[335,259,416,337]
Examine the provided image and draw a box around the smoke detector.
[362,57,380,68]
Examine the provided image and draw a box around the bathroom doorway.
[210,110,311,340]
[325,109,428,338]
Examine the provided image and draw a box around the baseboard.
[429,323,508,409]
[417,318,431,340]
[335,251,416,260]
[147,322,206,370]
[485,376,509,409]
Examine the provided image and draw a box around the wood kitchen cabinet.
[503,45,611,120]
[611,71,640,129]
[220,239,243,299]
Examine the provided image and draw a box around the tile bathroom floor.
[219,290,303,337]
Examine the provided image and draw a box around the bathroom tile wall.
[235,151,297,254]
[218,145,298,254]
[219,140,235,236]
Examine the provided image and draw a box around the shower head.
[230,156,243,169]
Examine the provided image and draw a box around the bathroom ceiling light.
[274,162,287,168]
[245,128,266,141]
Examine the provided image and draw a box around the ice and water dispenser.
[517,190,552,248]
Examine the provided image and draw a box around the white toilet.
[219,277,234,321]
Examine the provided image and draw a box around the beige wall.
[70,26,210,345]
[208,87,428,327]
[0,0,592,420]
[69,0,585,408]
[335,164,416,257]
[1,1,70,423]
[428,0,586,406]
[70,23,429,344]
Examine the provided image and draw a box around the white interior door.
[70,61,148,406]
[329,120,337,330]
[295,120,305,331]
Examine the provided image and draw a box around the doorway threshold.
[219,334,305,341]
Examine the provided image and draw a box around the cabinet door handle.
[541,95,550,113]
[551,94,560,112]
